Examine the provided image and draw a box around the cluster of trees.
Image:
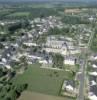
[48,27,74,37]
[0,67,8,77]
[0,82,28,100]
[91,28,97,52]
[8,20,30,33]
[0,9,15,20]
[62,15,90,24]
[48,27,63,35]
[35,34,47,45]
[0,66,27,100]
[0,7,59,20]
[0,43,4,49]
[19,56,28,70]
[0,33,10,42]
[0,68,16,83]
[0,20,29,43]
[0,67,16,80]
[8,23,22,33]
[0,24,9,42]
[52,53,64,69]
[28,8,59,19]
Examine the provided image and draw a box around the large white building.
[43,36,80,55]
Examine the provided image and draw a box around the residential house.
[62,80,76,94]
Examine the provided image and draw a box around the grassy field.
[18,91,75,100]
[28,4,54,8]
[13,64,73,96]
[7,12,30,17]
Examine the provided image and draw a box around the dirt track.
[18,91,72,100]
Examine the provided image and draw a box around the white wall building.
[44,36,80,55]
[64,59,75,65]
[88,92,97,100]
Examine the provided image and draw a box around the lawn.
[13,64,73,96]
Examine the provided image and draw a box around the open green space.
[13,64,73,96]
[7,12,30,17]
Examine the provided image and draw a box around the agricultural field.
[13,64,73,96]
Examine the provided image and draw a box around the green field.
[13,64,73,96]
[8,12,30,17]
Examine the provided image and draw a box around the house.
[0,62,5,67]
[0,22,5,26]
[92,64,97,68]
[45,39,66,49]
[27,55,42,60]
[89,72,97,76]
[88,85,97,100]
[88,74,97,100]
[94,56,97,60]
[64,59,75,65]
[44,48,66,54]
[7,53,11,57]
[5,65,11,69]
[88,16,94,21]
[90,55,97,61]
[88,92,97,100]
[26,54,42,64]
[17,52,28,59]
[39,59,48,64]
[66,80,76,92]
[11,55,20,62]
[89,75,97,83]
[90,80,97,86]
[0,61,11,69]
[23,42,37,47]
[5,46,9,49]
[27,33,33,38]
[64,56,77,65]
[62,80,76,93]
[39,58,52,64]
[34,18,41,23]
[2,58,7,63]
[39,31,43,35]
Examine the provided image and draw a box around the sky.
[0,0,97,3]
[0,0,97,2]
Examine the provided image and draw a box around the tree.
[14,84,28,99]
[0,43,4,49]
[8,70,16,79]
[5,97,11,100]
[0,68,3,77]
[19,56,28,70]
[48,27,61,35]
[36,34,47,45]
[52,54,64,69]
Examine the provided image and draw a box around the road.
[77,28,95,100]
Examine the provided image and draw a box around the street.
[77,27,95,100]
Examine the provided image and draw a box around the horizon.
[0,0,97,2]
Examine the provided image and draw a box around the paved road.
[77,58,87,100]
[77,28,95,100]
